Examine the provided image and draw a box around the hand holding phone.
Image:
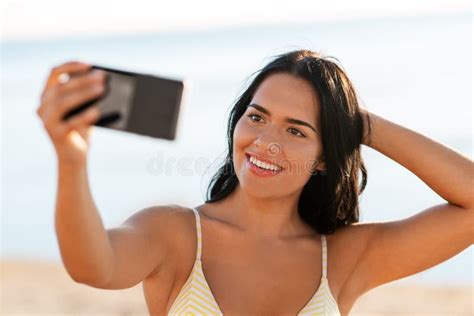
[62,64,188,141]
[37,62,107,164]
[36,61,188,165]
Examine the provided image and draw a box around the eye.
[288,127,306,138]
[246,113,263,123]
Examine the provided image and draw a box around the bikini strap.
[321,234,327,279]
[191,207,202,260]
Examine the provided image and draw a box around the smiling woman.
[206,50,370,234]
[41,50,472,316]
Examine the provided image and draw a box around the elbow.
[70,273,111,288]
[66,266,112,288]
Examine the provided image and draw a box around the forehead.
[250,73,319,123]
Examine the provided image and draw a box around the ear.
[311,155,326,172]
[314,155,326,171]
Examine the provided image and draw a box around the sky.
[0,0,472,41]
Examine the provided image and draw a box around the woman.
[36,50,473,315]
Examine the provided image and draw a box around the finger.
[44,83,105,125]
[43,61,92,92]
[39,61,93,115]
[41,69,107,106]
[53,106,101,139]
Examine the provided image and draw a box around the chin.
[239,182,280,199]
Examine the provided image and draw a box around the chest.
[198,247,326,315]
[144,216,351,315]
[198,222,340,313]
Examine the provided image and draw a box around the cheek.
[232,120,253,168]
[233,120,254,150]
[282,143,320,175]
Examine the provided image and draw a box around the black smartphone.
[62,65,188,140]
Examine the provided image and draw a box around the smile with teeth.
[249,156,282,172]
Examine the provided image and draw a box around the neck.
[215,184,314,240]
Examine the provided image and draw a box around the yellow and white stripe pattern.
[296,234,340,315]
[167,208,340,315]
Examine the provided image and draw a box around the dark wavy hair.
[205,49,372,234]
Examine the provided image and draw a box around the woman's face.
[233,72,325,198]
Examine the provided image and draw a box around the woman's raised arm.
[37,61,179,289]
[344,110,473,299]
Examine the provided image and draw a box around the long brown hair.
[205,49,372,234]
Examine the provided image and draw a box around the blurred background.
[1,0,472,314]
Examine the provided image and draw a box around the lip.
[245,153,283,177]
[245,152,284,170]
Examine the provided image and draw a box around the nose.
[253,127,282,156]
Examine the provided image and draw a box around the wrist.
[360,109,372,147]
[56,155,88,171]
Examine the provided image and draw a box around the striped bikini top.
[167,207,341,315]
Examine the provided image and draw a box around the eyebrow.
[247,103,317,134]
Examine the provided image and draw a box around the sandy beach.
[1,259,472,315]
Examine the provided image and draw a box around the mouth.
[245,153,283,177]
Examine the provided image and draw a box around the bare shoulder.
[142,203,194,221]
[128,204,191,232]
[326,221,379,250]
[129,204,196,274]
[137,203,196,244]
